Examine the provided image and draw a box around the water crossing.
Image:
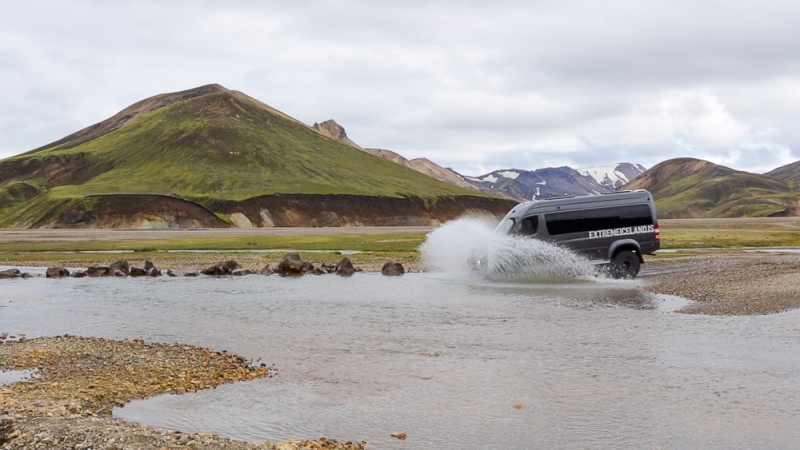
[419,217,598,280]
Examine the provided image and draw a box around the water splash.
[419,217,598,280]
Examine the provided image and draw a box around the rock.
[231,269,255,276]
[109,260,130,276]
[45,267,71,278]
[146,267,162,277]
[130,267,147,277]
[166,269,178,277]
[144,260,156,272]
[71,270,87,278]
[183,269,200,277]
[86,265,110,277]
[407,267,420,274]
[0,269,21,279]
[513,403,524,409]
[335,257,356,277]
[277,253,305,276]
[201,260,241,276]
[0,418,13,445]
[390,432,407,440]
[260,265,274,275]
[112,269,127,277]
[312,267,326,275]
[302,261,315,273]
[381,262,405,276]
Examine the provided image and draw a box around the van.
[487,190,660,278]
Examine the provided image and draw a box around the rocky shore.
[640,251,800,315]
[0,336,366,449]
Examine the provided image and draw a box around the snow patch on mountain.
[499,171,520,180]
[578,163,646,189]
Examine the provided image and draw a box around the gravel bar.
[0,336,366,449]
[640,251,800,315]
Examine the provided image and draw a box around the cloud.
[1,0,799,176]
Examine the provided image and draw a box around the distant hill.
[624,157,800,218]
[766,160,800,182]
[462,163,646,201]
[0,85,514,228]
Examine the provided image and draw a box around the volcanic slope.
[0,84,512,228]
[766,160,800,182]
[623,157,800,218]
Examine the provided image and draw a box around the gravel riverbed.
[0,336,365,450]
[640,251,800,315]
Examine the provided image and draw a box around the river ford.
[2,270,800,449]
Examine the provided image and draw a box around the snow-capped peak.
[577,163,646,189]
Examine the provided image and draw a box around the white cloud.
[1,0,799,176]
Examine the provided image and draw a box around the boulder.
[86,265,110,277]
[302,261,315,273]
[277,253,305,275]
[0,269,21,279]
[112,270,127,277]
[71,271,87,278]
[46,267,71,278]
[144,260,156,272]
[130,267,147,277]
[201,260,241,276]
[146,267,162,277]
[232,269,256,276]
[312,267,326,275]
[260,265,274,275]
[109,260,130,276]
[381,262,405,276]
[166,269,178,277]
[334,257,356,277]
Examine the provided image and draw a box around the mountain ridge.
[0,85,514,228]
[624,157,799,218]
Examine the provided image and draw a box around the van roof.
[513,190,653,216]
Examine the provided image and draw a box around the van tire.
[610,250,640,279]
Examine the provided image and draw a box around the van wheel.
[610,250,640,279]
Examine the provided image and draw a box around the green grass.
[0,233,428,253]
[2,90,478,202]
[660,225,800,248]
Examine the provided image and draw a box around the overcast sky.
[2,0,799,176]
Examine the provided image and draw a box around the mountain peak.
[312,120,362,149]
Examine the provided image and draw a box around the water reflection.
[1,272,798,449]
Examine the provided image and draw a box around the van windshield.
[494,216,516,235]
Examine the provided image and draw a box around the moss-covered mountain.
[623,158,799,218]
[0,84,514,228]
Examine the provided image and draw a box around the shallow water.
[1,271,799,449]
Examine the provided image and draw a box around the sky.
[2,0,800,176]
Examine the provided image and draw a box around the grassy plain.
[0,218,798,269]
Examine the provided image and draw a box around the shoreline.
[0,335,366,449]
[4,249,800,315]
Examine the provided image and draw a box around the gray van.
[490,190,660,278]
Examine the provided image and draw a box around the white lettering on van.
[588,224,655,239]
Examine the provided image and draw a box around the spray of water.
[419,217,598,280]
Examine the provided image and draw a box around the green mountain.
[766,160,800,182]
[624,157,799,218]
[0,84,513,228]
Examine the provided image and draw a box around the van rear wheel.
[610,250,640,279]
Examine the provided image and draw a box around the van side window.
[545,205,652,236]
[512,216,538,236]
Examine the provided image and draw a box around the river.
[2,269,799,449]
